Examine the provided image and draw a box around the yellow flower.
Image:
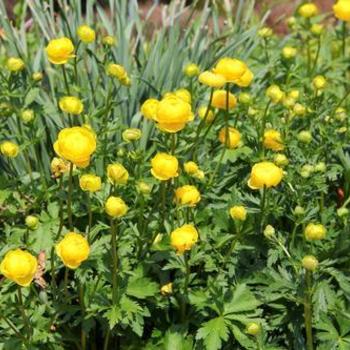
[213,57,248,84]
[141,98,159,120]
[258,27,273,38]
[282,46,297,59]
[103,35,117,46]
[263,129,284,151]
[184,161,199,175]
[266,85,284,103]
[211,90,237,110]
[175,185,201,207]
[50,157,71,178]
[170,224,199,254]
[174,88,191,104]
[0,249,37,287]
[154,96,193,133]
[230,206,247,221]
[298,3,318,18]
[122,128,142,142]
[0,141,19,157]
[218,127,241,149]
[184,63,200,77]
[77,25,96,43]
[6,57,25,72]
[32,72,43,81]
[151,153,179,181]
[106,63,128,82]
[312,75,327,90]
[304,223,326,241]
[239,93,252,105]
[289,89,300,100]
[235,68,254,87]
[333,0,350,21]
[248,161,283,189]
[293,103,306,116]
[302,255,319,271]
[79,174,101,192]
[160,282,173,296]
[107,163,129,185]
[193,170,205,180]
[311,23,324,35]
[56,232,90,269]
[105,196,128,218]
[198,106,215,123]
[59,96,84,115]
[198,71,226,88]
[46,37,75,65]
[53,126,96,168]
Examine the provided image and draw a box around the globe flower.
[263,129,284,151]
[106,63,127,80]
[333,0,350,21]
[298,130,312,143]
[184,161,199,175]
[302,255,319,271]
[136,181,152,195]
[213,57,253,87]
[107,163,129,185]
[298,3,318,18]
[79,174,101,192]
[239,92,252,105]
[230,206,247,221]
[258,27,273,38]
[105,196,128,218]
[46,37,75,65]
[173,89,191,104]
[293,103,306,116]
[312,75,327,90]
[102,35,117,46]
[246,323,261,336]
[141,98,159,120]
[304,223,326,240]
[6,57,25,72]
[198,71,226,88]
[184,63,200,77]
[266,85,284,103]
[160,282,173,296]
[56,232,90,269]
[0,249,37,287]
[175,185,201,207]
[218,127,241,149]
[311,23,324,35]
[59,96,84,115]
[211,90,237,110]
[21,109,35,123]
[198,106,215,123]
[282,46,297,59]
[248,161,283,189]
[77,25,96,43]
[54,127,96,168]
[122,128,142,142]
[151,153,179,181]
[50,157,70,178]
[0,141,19,157]
[154,96,193,133]
[25,215,39,230]
[170,224,199,254]
[274,153,289,167]
[32,72,43,81]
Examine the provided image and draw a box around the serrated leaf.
[196,316,229,350]
[126,277,158,299]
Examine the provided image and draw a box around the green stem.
[67,162,73,230]
[181,253,190,322]
[87,193,92,242]
[260,186,267,232]
[0,314,27,343]
[342,21,347,57]
[17,287,31,341]
[304,271,314,350]
[79,283,87,350]
[104,329,111,350]
[260,101,271,157]
[110,219,118,304]
[64,267,69,299]
[61,64,71,95]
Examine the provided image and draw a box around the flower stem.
[79,282,87,350]
[304,271,314,350]
[67,162,73,230]
[61,65,71,95]
[342,21,347,57]
[180,253,190,322]
[87,193,92,242]
[17,287,31,342]
[64,267,69,299]
[260,186,267,231]
[110,219,118,304]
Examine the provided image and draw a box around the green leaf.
[126,277,158,299]
[196,316,229,350]
[105,305,121,329]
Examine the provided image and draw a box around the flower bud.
[287,16,297,28]
[312,75,326,90]
[315,162,326,173]
[274,153,289,167]
[302,255,319,271]
[102,35,117,46]
[246,322,261,336]
[107,163,129,185]
[229,206,247,221]
[0,141,19,157]
[6,57,25,72]
[160,282,173,296]
[311,23,323,35]
[294,206,305,216]
[21,109,35,123]
[122,128,142,142]
[137,181,152,195]
[264,225,275,239]
[258,27,273,38]
[105,196,128,218]
[297,131,312,144]
[32,72,43,81]
[79,174,102,193]
[293,103,306,116]
[266,85,284,104]
[304,223,326,241]
[337,207,349,217]
[184,63,200,77]
[239,92,252,105]
[77,25,96,43]
[25,215,39,230]
[282,46,297,59]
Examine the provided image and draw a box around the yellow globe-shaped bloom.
[6,57,25,72]
[0,249,37,287]
[105,196,128,218]
[184,63,200,77]
[53,126,96,168]
[56,232,90,269]
[302,255,319,271]
[213,57,247,83]
[160,282,173,295]
[184,161,199,175]
[77,25,96,43]
[151,153,179,181]
[235,68,254,87]
[298,3,318,18]
[170,224,199,254]
[106,63,128,81]
[0,141,19,157]
[59,96,84,115]
[79,174,101,192]
[107,163,129,185]
[46,37,75,65]
[304,223,327,240]
[141,98,159,120]
[334,1,350,21]
[174,88,192,104]
[211,90,237,110]
[198,106,215,123]
[198,71,226,88]
[229,206,247,221]
[154,96,193,133]
[103,35,117,46]
[122,128,142,142]
[312,75,327,90]
[218,127,241,149]
[263,129,284,151]
[248,161,283,189]
[282,46,297,59]
[175,185,201,207]
[266,85,284,103]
